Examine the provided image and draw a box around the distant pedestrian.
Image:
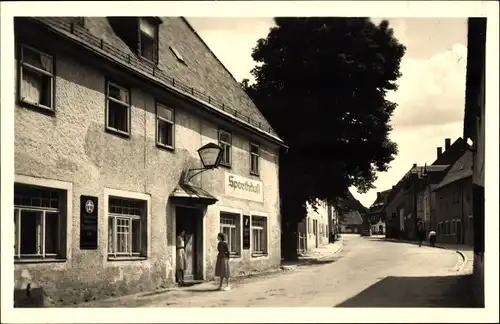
[215,233,231,291]
[428,230,437,247]
[417,223,425,247]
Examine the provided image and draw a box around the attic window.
[139,18,158,63]
[170,46,185,64]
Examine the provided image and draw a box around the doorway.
[175,206,203,281]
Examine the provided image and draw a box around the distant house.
[365,189,390,235]
[336,191,367,234]
[433,150,474,245]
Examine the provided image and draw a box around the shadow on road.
[335,274,477,308]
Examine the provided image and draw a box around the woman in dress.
[176,230,187,286]
[215,233,231,291]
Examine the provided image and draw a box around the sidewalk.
[383,237,473,273]
[73,241,344,308]
[281,240,344,269]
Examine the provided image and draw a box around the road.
[78,235,474,307]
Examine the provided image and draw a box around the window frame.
[250,214,268,256]
[18,44,55,112]
[219,211,242,257]
[218,129,232,168]
[155,101,175,150]
[13,176,72,264]
[105,188,150,261]
[249,142,260,176]
[138,18,159,64]
[105,81,131,137]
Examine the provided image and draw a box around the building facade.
[13,17,285,305]
[297,200,330,251]
[433,151,474,246]
[463,17,486,308]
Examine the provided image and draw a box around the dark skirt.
[215,255,230,278]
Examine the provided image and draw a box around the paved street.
[77,235,473,308]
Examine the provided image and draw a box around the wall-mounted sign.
[80,195,98,250]
[224,173,263,203]
[243,215,251,250]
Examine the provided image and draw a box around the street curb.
[280,241,344,270]
[455,250,468,272]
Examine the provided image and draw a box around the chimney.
[445,138,451,150]
[412,163,417,168]
[437,147,443,159]
[376,192,381,200]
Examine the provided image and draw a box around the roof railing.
[31,17,278,138]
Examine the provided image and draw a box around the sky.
[187,17,468,208]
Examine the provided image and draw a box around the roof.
[28,17,284,146]
[434,150,473,191]
[335,190,368,214]
[339,210,364,225]
[170,183,218,205]
[432,138,466,165]
[368,189,391,212]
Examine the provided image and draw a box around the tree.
[242,18,406,261]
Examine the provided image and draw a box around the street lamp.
[184,143,223,183]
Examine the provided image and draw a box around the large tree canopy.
[242,18,406,259]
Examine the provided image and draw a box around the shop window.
[14,184,66,261]
[250,142,260,176]
[251,216,267,255]
[18,44,54,111]
[220,212,240,256]
[108,197,147,258]
[106,81,130,136]
[218,129,232,167]
[156,102,175,149]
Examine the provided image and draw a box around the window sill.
[251,253,268,258]
[106,127,131,139]
[249,171,260,178]
[156,142,175,152]
[107,256,147,262]
[19,98,55,115]
[220,163,232,169]
[15,258,67,264]
[229,254,241,259]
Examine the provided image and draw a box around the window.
[108,197,147,258]
[170,46,185,64]
[139,18,158,63]
[106,82,130,135]
[19,45,54,111]
[251,216,267,255]
[220,212,241,256]
[313,219,318,235]
[308,218,312,234]
[14,184,66,260]
[250,142,260,175]
[156,102,174,149]
[218,129,232,167]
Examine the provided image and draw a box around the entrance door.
[176,207,202,281]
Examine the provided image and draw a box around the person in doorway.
[428,229,437,247]
[176,230,187,286]
[215,233,231,291]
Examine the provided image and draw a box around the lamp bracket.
[184,167,213,184]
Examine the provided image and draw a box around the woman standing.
[215,233,231,291]
[176,230,187,286]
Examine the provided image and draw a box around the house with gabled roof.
[13,16,286,305]
[433,148,474,246]
[365,189,390,235]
